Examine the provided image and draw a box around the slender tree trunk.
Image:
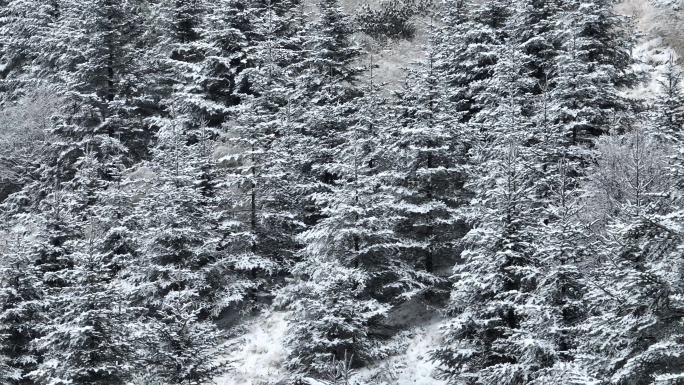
[251,142,257,255]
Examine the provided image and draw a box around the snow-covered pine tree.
[0,0,62,100]
[0,92,68,385]
[151,0,255,132]
[435,137,540,384]
[0,202,76,385]
[226,0,306,283]
[273,0,422,374]
[651,57,684,142]
[27,147,136,385]
[123,116,274,382]
[384,18,469,303]
[40,0,154,161]
[344,60,423,305]
[509,71,593,382]
[146,0,208,137]
[0,322,18,383]
[433,41,557,384]
[282,259,390,375]
[278,50,424,374]
[282,183,393,373]
[177,0,239,125]
[282,0,364,215]
[521,153,589,384]
[0,226,46,385]
[199,0,254,126]
[29,225,133,385]
[508,0,567,95]
[434,0,511,124]
[0,138,122,385]
[552,0,637,145]
[130,294,226,384]
[430,0,471,121]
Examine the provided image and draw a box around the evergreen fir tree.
[27,148,135,385]
[274,0,412,374]
[435,139,540,384]
[508,0,567,93]
[123,118,273,382]
[29,227,133,385]
[152,0,254,131]
[227,0,306,277]
[200,0,253,125]
[434,37,585,383]
[41,0,153,161]
[278,55,425,374]
[131,294,225,384]
[651,57,684,141]
[432,45,541,380]
[523,155,589,384]
[0,140,119,385]
[387,28,468,301]
[552,0,638,145]
[0,228,45,385]
[434,0,511,123]
[0,0,62,100]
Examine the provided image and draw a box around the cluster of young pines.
[0,0,683,384]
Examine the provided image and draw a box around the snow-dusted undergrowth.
[215,303,448,385]
[352,318,446,385]
[625,36,680,102]
[215,311,290,385]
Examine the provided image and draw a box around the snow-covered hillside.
[211,2,684,384]
[617,0,684,57]
[2,0,682,383]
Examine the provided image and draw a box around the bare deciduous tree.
[582,127,675,232]
[0,88,64,199]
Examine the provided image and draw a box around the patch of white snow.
[215,311,290,385]
[354,317,447,385]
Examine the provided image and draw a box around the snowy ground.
[214,302,447,385]
[623,36,680,102]
[215,311,290,385]
[353,318,447,385]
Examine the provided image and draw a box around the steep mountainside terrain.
[214,1,684,384]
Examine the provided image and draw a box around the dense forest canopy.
[0,0,683,384]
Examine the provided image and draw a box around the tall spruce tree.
[434,0,511,124]
[227,0,306,280]
[122,117,273,382]
[651,57,684,141]
[274,0,406,374]
[29,226,133,385]
[387,28,468,300]
[508,0,566,93]
[552,0,637,145]
[27,148,135,385]
[0,138,116,385]
[0,0,62,100]
[43,0,153,162]
[435,0,640,381]
[0,226,46,385]
[433,43,542,383]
